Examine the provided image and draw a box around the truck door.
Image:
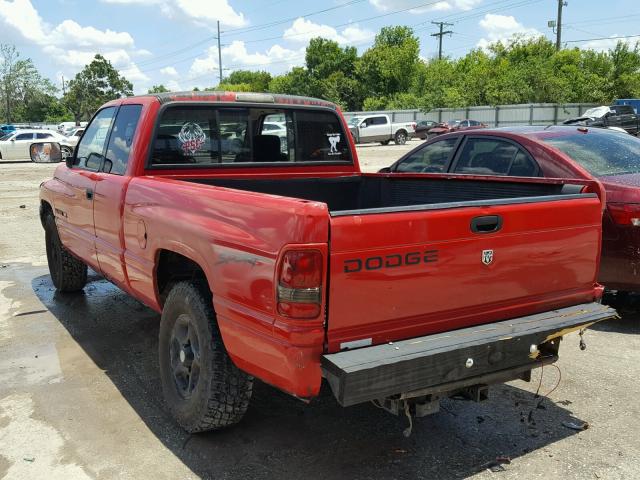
[368,116,389,141]
[55,107,116,270]
[93,104,143,285]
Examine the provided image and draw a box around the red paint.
[40,94,606,399]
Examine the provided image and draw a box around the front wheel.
[45,214,87,292]
[394,131,407,145]
[159,281,253,432]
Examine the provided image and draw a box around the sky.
[0,0,638,94]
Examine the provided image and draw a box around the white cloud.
[283,18,374,45]
[187,41,304,87]
[0,0,149,92]
[369,0,481,14]
[476,13,543,49]
[49,20,135,49]
[100,0,246,27]
[160,66,179,76]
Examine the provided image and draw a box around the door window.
[75,107,116,170]
[453,138,538,176]
[370,116,388,125]
[36,132,53,139]
[103,105,142,175]
[15,133,34,140]
[394,137,458,173]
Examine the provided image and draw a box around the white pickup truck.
[347,114,416,145]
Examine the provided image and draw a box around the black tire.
[45,214,87,292]
[381,140,390,145]
[159,281,253,432]
[394,130,408,145]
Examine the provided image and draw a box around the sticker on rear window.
[178,122,206,154]
[327,133,341,155]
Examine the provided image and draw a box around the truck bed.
[191,174,587,215]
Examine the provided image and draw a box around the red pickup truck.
[39,92,615,434]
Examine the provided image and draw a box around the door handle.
[86,188,94,200]
[471,215,502,233]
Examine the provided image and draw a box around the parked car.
[414,120,439,140]
[381,126,640,294]
[64,127,85,147]
[38,92,617,434]
[347,114,416,145]
[0,124,16,136]
[563,105,640,136]
[0,129,70,161]
[427,119,488,139]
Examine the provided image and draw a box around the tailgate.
[326,194,603,352]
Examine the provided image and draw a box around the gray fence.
[344,103,598,127]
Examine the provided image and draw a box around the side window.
[372,116,388,125]
[104,105,142,175]
[296,110,349,162]
[454,138,538,176]
[153,106,221,165]
[16,133,34,140]
[36,132,52,139]
[75,107,116,170]
[394,137,458,173]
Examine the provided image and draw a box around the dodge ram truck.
[39,91,616,434]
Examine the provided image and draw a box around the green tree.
[356,26,420,99]
[63,54,133,121]
[221,70,272,92]
[148,84,169,93]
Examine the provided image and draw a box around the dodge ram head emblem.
[482,249,494,265]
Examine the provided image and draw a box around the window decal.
[327,133,341,155]
[178,122,206,155]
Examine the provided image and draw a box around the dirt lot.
[1,146,639,480]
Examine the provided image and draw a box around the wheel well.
[156,250,208,306]
[40,201,53,228]
[396,129,408,136]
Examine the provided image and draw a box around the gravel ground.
[0,149,639,480]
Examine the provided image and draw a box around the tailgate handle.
[471,215,502,233]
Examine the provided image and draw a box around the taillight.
[608,203,640,226]
[277,250,323,318]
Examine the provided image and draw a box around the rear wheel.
[44,214,87,292]
[394,130,407,145]
[159,281,253,432]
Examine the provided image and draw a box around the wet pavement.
[1,158,639,479]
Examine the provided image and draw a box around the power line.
[564,33,640,43]
[431,22,454,59]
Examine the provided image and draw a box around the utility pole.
[61,75,66,96]
[555,1,567,50]
[217,21,223,85]
[431,21,454,60]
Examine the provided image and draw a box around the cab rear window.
[150,106,351,167]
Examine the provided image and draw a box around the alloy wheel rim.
[169,313,202,399]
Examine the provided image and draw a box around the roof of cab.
[123,91,338,110]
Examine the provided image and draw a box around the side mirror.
[30,142,63,163]
[378,166,391,173]
[360,123,367,128]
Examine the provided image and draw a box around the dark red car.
[381,126,640,294]
[427,119,488,139]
